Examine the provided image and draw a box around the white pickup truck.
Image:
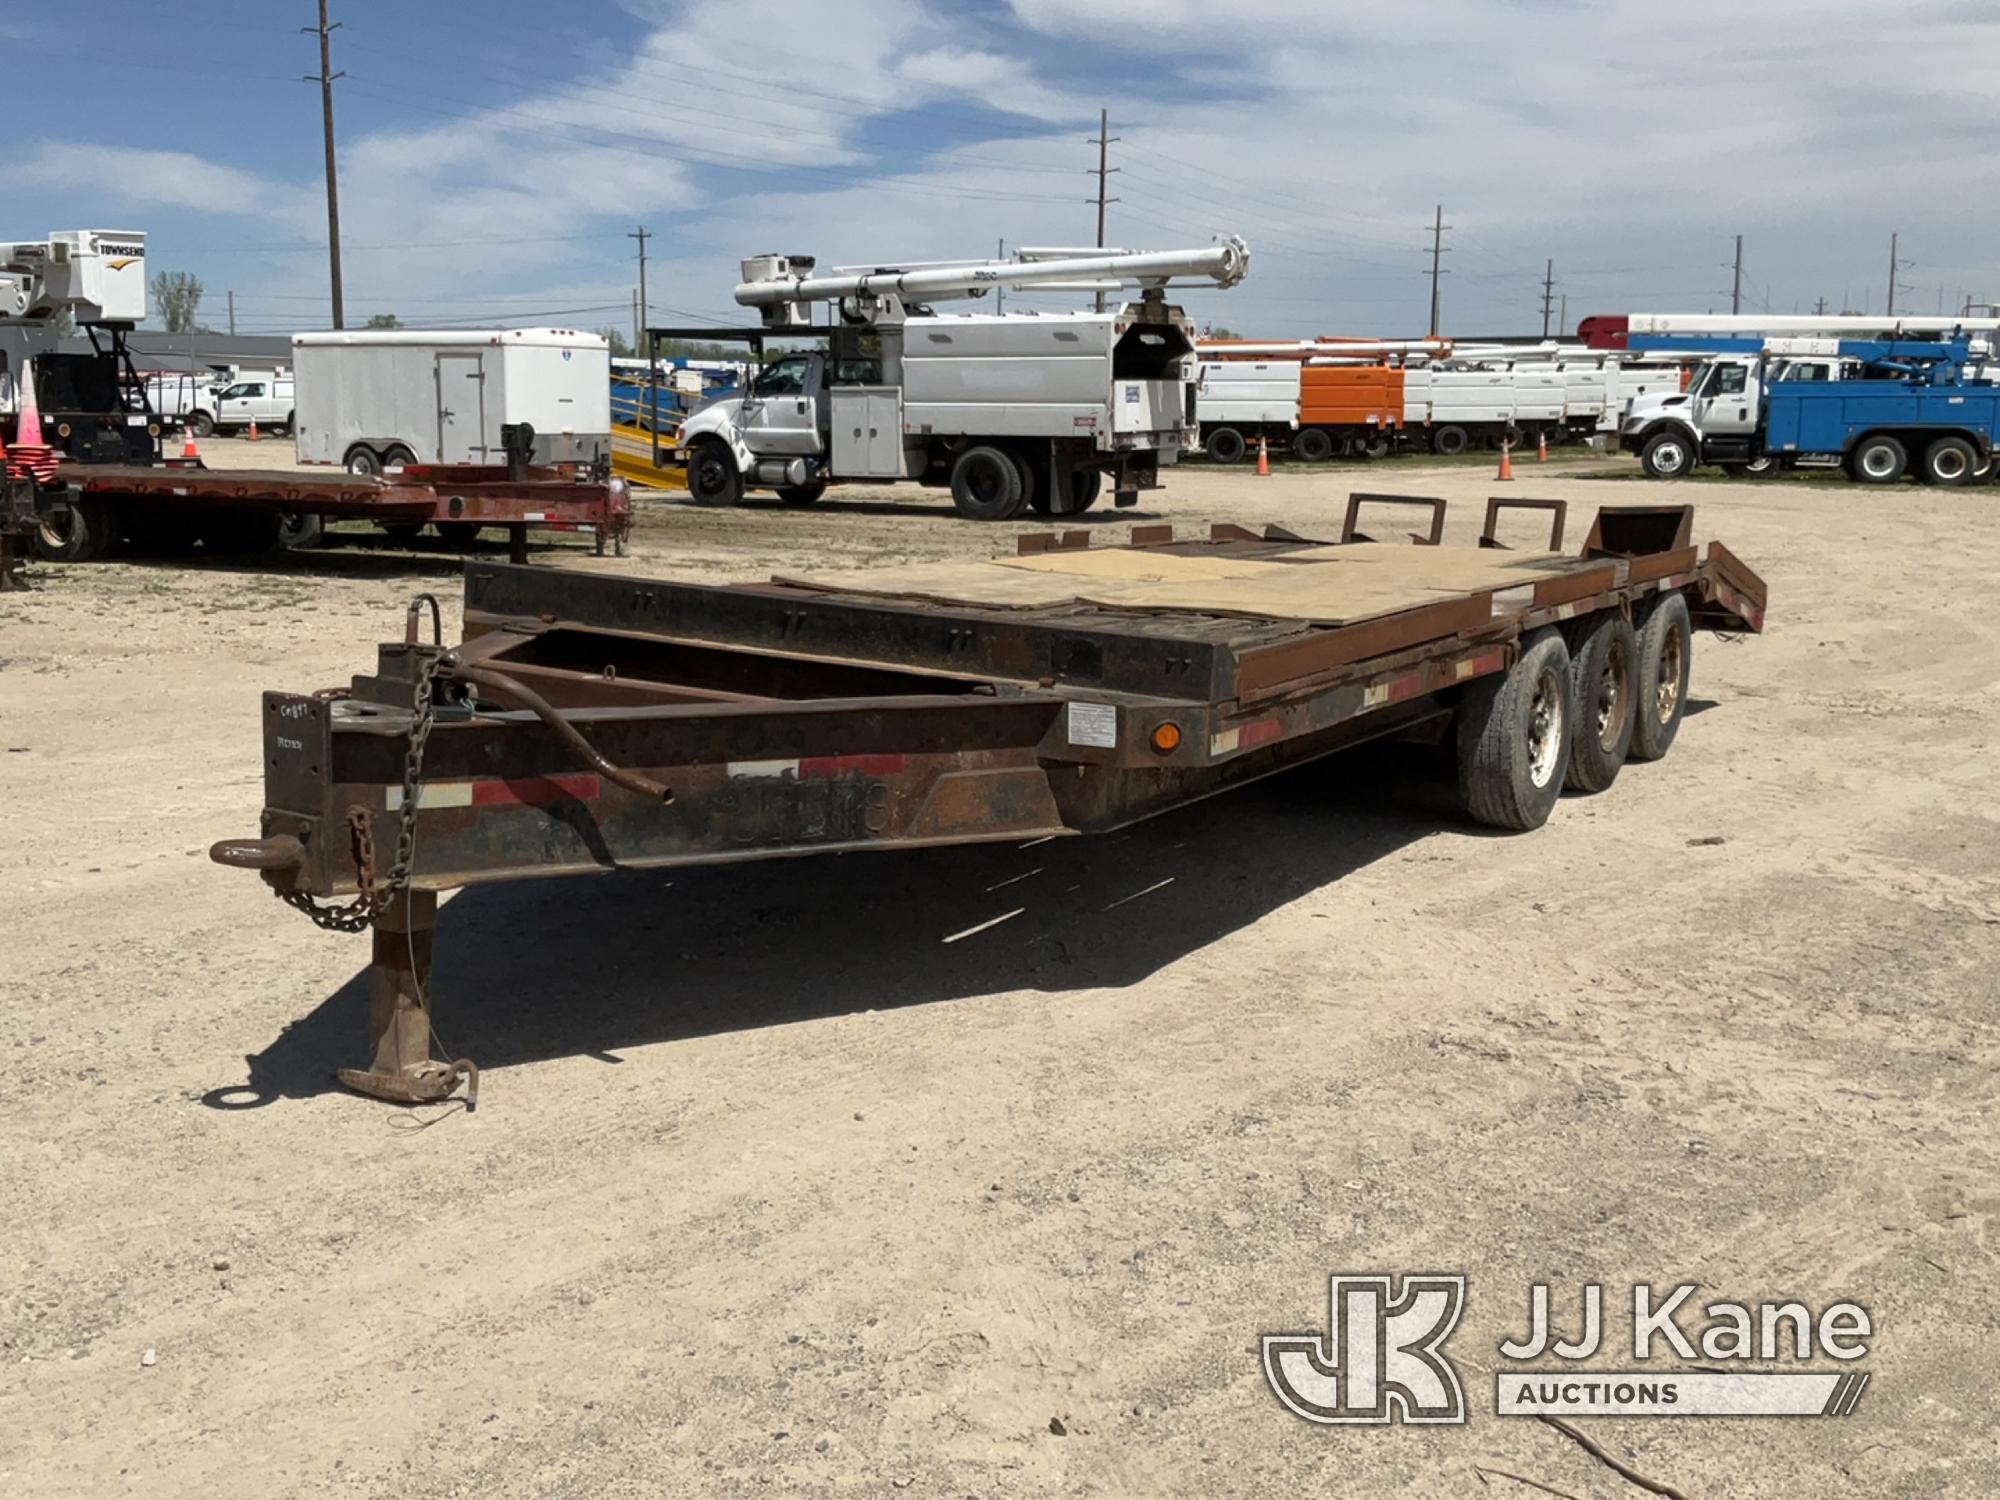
[160,371,292,437]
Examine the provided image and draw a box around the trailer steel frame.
[212,498,1766,1104]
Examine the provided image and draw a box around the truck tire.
[1455,627,1573,831]
[189,411,215,439]
[1848,434,1907,484]
[1359,433,1391,461]
[1920,436,1977,487]
[1205,426,1246,464]
[686,438,744,506]
[34,494,119,563]
[1561,612,1637,793]
[1639,428,1696,479]
[1630,592,1691,762]
[949,445,1026,520]
[1008,452,1040,513]
[276,512,328,550]
[1431,424,1470,456]
[1034,468,1103,516]
[344,446,382,477]
[777,483,826,506]
[1294,426,1335,463]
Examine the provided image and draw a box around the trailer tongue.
[211,498,1765,1105]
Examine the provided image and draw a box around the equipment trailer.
[210,497,1765,1105]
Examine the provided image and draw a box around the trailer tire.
[1920,436,1977,487]
[1630,592,1691,762]
[1431,424,1470,456]
[686,438,744,506]
[276,512,328,550]
[1561,613,1637,793]
[189,411,215,439]
[344,445,383,477]
[1294,426,1335,463]
[1848,434,1907,484]
[1205,426,1247,464]
[1639,428,1696,479]
[1455,627,1573,831]
[383,444,417,472]
[777,483,826,506]
[34,494,119,563]
[950,445,1026,520]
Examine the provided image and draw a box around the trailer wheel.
[1205,426,1246,464]
[950,445,1026,520]
[1431,424,1470,456]
[1456,627,1573,831]
[276,512,328,550]
[344,446,382,477]
[1849,434,1907,484]
[1920,436,1977,487]
[34,494,119,563]
[777,483,826,506]
[686,438,744,506]
[1639,428,1696,479]
[1561,613,1637,793]
[1294,426,1335,463]
[1630,592,1692,762]
[383,444,417,472]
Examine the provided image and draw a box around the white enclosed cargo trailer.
[292,328,611,475]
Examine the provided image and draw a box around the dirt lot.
[3,445,1996,1497]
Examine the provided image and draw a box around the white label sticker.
[1067,701,1118,749]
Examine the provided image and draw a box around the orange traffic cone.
[1536,430,1548,463]
[246,417,260,442]
[1496,435,1515,482]
[1256,434,1270,476]
[182,426,200,460]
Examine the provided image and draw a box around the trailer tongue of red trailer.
[211,497,1765,1105]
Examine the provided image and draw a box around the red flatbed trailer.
[211,495,1765,1105]
[32,458,631,564]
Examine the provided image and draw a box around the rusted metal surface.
[213,495,1767,1101]
[1342,492,1446,545]
[1482,496,1569,551]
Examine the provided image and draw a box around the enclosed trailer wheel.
[1455,627,1573,831]
[344,445,382,477]
[1294,427,1335,463]
[950,445,1026,520]
[34,494,119,562]
[1205,427,1246,464]
[1630,592,1692,762]
[1561,612,1637,793]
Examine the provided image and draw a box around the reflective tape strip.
[388,773,599,810]
[729,759,798,779]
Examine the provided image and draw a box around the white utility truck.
[674,239,1249,519]
[292,328,612,475]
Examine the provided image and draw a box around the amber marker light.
[1151,722,1182,754]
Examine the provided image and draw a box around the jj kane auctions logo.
[1264,1276,1873,1424]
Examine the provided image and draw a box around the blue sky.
[6,0,1997,339]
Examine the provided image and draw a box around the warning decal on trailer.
[1066,701,1118,749]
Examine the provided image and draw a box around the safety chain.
[279,664,442,932]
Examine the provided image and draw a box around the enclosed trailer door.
[435,351,486,462]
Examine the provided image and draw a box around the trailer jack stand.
[336,889,478,1108]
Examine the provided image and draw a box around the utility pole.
[996,238,1005,313]
[630,224,656,461]
[1539,258,1556,339]
[1814,296,1828,316]
[1087,109,1120,312]
[1425,205,1451,338]
[227,289,236,336]
[1558,292,1566,337]
[1885,230,1913,316]
[302,0,345,329]
[1729,234,1743,315]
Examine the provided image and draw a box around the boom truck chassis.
[673,240,1248,520]
[209,495,1765,1105]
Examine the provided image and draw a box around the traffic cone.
[246,416,260,442]
[14,357,43,448]
[182,425,200,460]
[1496,435,1515,482]
[1256,434,1270,476]
[1536,430,1548,463]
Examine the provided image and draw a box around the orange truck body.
[1299,364,1405,432]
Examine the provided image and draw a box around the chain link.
[280,663,441,932]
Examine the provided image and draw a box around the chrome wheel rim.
[1527,665,1565,789]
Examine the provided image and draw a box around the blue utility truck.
[1621,334,1999,484]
